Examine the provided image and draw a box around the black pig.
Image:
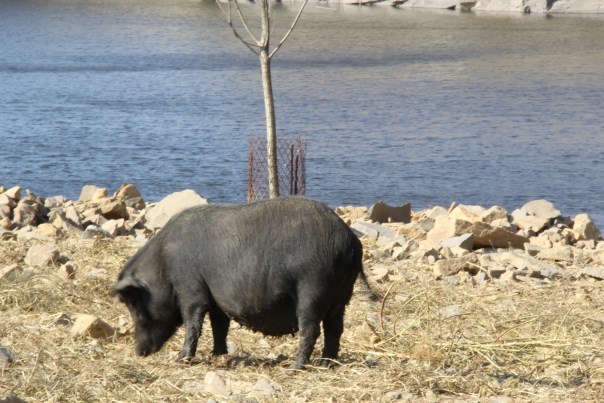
[111,197,363,369]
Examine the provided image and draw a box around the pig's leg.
[177,303,208,361]
[293,293,323,369]
[320,307,345,365]
[209,308,230,356]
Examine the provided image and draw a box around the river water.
[1,0,603,225]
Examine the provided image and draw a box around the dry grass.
[2,237,604,401]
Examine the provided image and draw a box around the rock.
[251,377,275,395]
[537,245,574,262]
[368,201,411,224]
[78,185,108,202]
[64,205,83,227]
[487,263,508,279]
[204,371,232,396]
[114,183,143,202]
[549,0,604,14]
[101,219,126,237]
[521,199,561,220]
[24,244,60,267]
[0,217,12,230]
[392,239,419,260]
[490,218,516,232]
[480,206,509,224]
[524,243,542,257]
[351,220,396,241]
[0,347,18,364]
[336,206,368,225]
[428,217,528,249]
[474,0,547,13]
[576,239,596,250]
[36,223,63,238]
[70,314,115,339]
[144,190,208,230]
[499,270,517,282]
[3,186,21,201]
[58,262,76,280]
[81,225,113,240]
[44,195,66,209]
[441,233,474,250]
[0,264,20,280]
[181,380,204,394]
[369,264,391,281]
[439,305,464,319]
[0,396,27,403]
[98,199,129,220]
[0,193,17,209]
[449,205,484,223]
[530,234,553,249]
[573,213,601,241]
[433,255,477,278]
[402,0,460,10]
[425,205,448,219]
[495,250,563,279]
[12,202,38,226]
[513,215,550,233]
[583,266,604,280]
[385,390,415,401]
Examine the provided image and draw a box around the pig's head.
[111,276,183,356]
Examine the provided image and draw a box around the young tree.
[217,0,309,199]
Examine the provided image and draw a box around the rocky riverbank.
[345,0,604,14]
[2,183,604,401]
[0,183,602,287]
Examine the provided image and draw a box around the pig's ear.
[111,277,142,302]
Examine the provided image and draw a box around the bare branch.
[216,0,261,55]
[231,0,261,46]
[269,0,309,59]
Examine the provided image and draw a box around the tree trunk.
[260,0,279,199]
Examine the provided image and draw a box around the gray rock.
[496,250,563,279]
[439,305,464,319]
[81,225,113,240]
[24,244,60,267]
[351,220,396,241]
[537,245,574,262]
[524,243,542,257]
[392,239,419,260]
[583,266,604,280]
[368,201,411,224]
[433,255,477,278]
[440,233,474,250]
[0,347,18,364]
[473,271,488,284]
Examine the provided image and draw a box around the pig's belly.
[227,296,299,336]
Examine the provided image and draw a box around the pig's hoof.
[176,354,193,364]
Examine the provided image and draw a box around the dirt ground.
[2,237,604,402]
